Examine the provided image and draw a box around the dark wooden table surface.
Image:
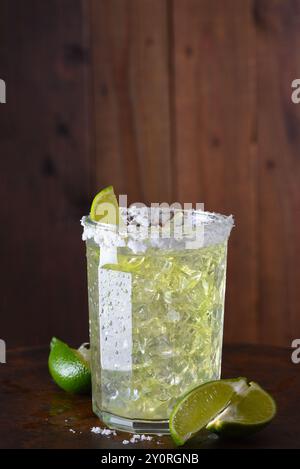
[0,344,299,449]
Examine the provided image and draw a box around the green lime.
[206,381,276,437]
[90,185,119,224]
[169,377,276,445]
[48,337,91,394]
[169,378,248,445]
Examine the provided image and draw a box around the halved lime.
[169,378,248,445]
[206,381,276,437]
[90,185,119,224]
[48,337,91,394]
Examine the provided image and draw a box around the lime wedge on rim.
[206,381,277,437]
[169,377,276,445]
[90,185,119,224]
[48,337,91,394]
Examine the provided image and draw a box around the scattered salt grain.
[129,434,141,444]
[101,428,114,436]
[91,426,117,437]
[91,426,102,434]
[140,434,153,441]
[126,433,153,444]
[69,429,76,434]
[90,427,159,445]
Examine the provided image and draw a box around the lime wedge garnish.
[169,377,276,445]
[48,337,91,394]
[90,185,119,224]
[206,381,276,437]
[169,378,247,445]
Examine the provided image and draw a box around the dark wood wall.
[0,0,92,348]
[1,0,300,348]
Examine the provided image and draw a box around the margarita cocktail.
[82,198,233,433]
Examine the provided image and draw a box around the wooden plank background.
[0,0,91,347]
[1,0,300,347]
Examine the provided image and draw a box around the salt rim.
[81,206,234,254]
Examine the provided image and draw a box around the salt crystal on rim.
[81,207,234,254]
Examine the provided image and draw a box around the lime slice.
[206,381,276,437]
[169,378,276,445]
[90,185,119,224]
[48,337,91,394]
[169,378,248,445]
